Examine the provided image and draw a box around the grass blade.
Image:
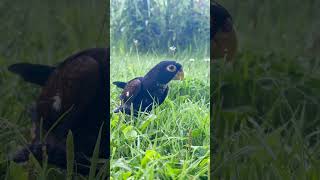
[88,122,104,180]
[66,130,74,180]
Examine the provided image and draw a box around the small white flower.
[169,46,176,52]
[120,27,125,32]
[133,39,138,45]
[145,20,149,26]
[147,114,157,120]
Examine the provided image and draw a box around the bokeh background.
[225,0,320,57]
[0,0,107,179]
[111,0,209,54]
[212,1,320,179]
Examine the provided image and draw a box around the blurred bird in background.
[8,48,109,175]
[211,2,237,62]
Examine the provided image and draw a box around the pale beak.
[173,69,184,80]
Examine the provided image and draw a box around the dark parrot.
[113,61,184,116]
[8,48,109,175]
[211,2,237,62]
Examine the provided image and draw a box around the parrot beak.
[173,69,184,80]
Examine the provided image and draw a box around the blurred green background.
[212,1,320,179]
[111,0,209,54]
[0,0,107,179]
[223,0,320,57]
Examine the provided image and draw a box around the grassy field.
[212,52,320,179]
[2,0,319,179]
[212,1,320,179]
[110,51,210,179]
[0,0,108,179]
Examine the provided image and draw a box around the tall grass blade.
[66,130,74,180]
[88,122,104,180]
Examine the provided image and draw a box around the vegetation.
[4,0,317,179]
[0,0,108,179]
[110,0,210,179]
[111,0,210,54]
[1,0,210,179]
[212,1,320,179]
[110,52,210,179]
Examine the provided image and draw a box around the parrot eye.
[166,65,177,72]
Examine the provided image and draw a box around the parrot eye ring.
[166,65,176,72]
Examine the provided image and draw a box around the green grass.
[211,51,320,179]
[211,1,320,179]
[0,0,108,179]
[110,50,210,179]
[3,0,319,179]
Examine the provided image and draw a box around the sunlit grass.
[110,51,210,179]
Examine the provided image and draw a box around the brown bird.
[8,48,109,175]
[113,61,184,116]
[211,2,237,62]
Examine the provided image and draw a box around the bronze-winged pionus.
[8,48,109,175]
[113,61,184,116]
[211,2,237,62]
